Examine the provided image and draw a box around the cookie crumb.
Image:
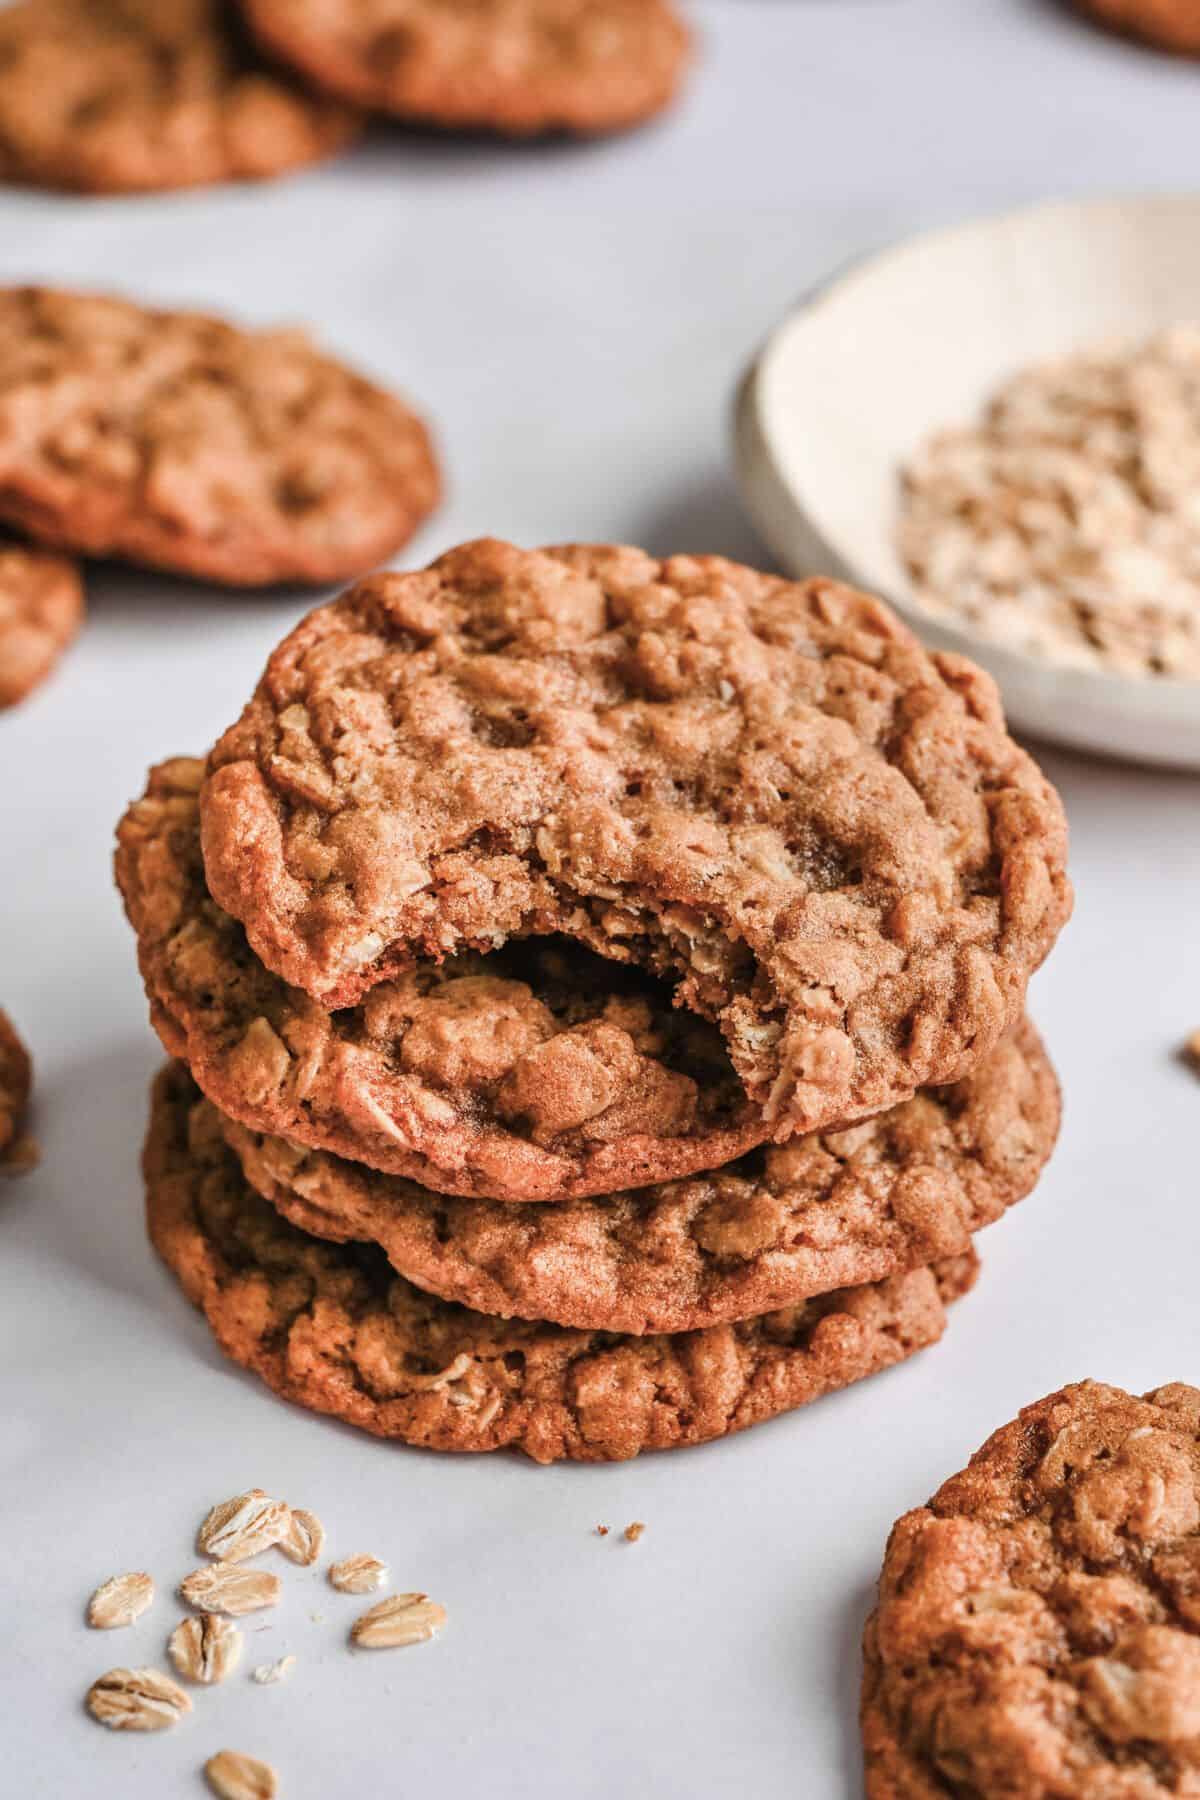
[624,1521,645,1543]
[595,1525,609,1537]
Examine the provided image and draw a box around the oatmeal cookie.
[116,758,769,1202]
[0,0,359,194]
[201,539,1071,1136]
[0,534,83,708]
[0,288,439,587]
[863,1380,1200,1797]
[240,0,690,137]
[146,1061,978,1464]
[0,1009,37,1174]
[216,1018,1057,1333]
[1074,0,1200,53]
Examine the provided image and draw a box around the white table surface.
[3,3,1199,1794]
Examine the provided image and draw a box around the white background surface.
[2,3,1199,1794]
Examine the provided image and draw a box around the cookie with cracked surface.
[201,538,1072,1136]
[0,1009,37,1174]
[116,758,771,1202]
[863,1380,1200,1798]
[1074,0,1200,52]
[240,0,690,137]
[216,1018,1057,1333]
[0,288,439,587]
[146,1060,978,1463]
[0,534,83,708]
[0,0,360,194]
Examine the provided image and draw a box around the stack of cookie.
[116,539,1072,1464]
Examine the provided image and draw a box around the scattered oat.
[180,1566,281,1618]
[205,1749,279,1800]
[87,1572,154,1630]
[252,1655,296,1686]
[309,1611,325,1625]
[624,1521,645,1543]
[198,1491,291,1563]
[85,1666,192,1731]
[328,1554,387,1595]
[350,1592,446,1649]
[595,1525,610,1538]
[278,1507,324,1567]
[169,1613,243,1684]
[1182,1028,1200,1071]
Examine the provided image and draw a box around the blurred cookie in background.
[0,534,83,709]
[0,287,440,587]
[0,0,361,195]
[0,1010,37,1175]
[1074,0,1200,53]
[239,0,692,136]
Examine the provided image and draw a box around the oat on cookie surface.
[200,539,1071,1137]
[0,534,83,710]
[0,1008,37,1175]
[217,1018,1058,1334]
[241,0,690,136]
[0,0,359,195]
[144,1060,978,1465]
[115,758,768,1203]
[0,288,439,587]
[863,1380,1200,1798]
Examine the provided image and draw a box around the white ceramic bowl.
[733,194,1200,769]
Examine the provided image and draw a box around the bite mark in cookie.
[0,0,360,194]
[863,1380,1200,1798]
[116,759,768,1202]
[0,534,83,708]
[241,0,691,137]
[0,288,439,587]
[201,539,1072,1136]
[217,1019,1059,1333]
[146,1062,979,1465]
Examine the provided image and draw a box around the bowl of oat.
[734,194,1200,767]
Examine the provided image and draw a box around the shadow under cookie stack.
[115,539,1072,1465]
